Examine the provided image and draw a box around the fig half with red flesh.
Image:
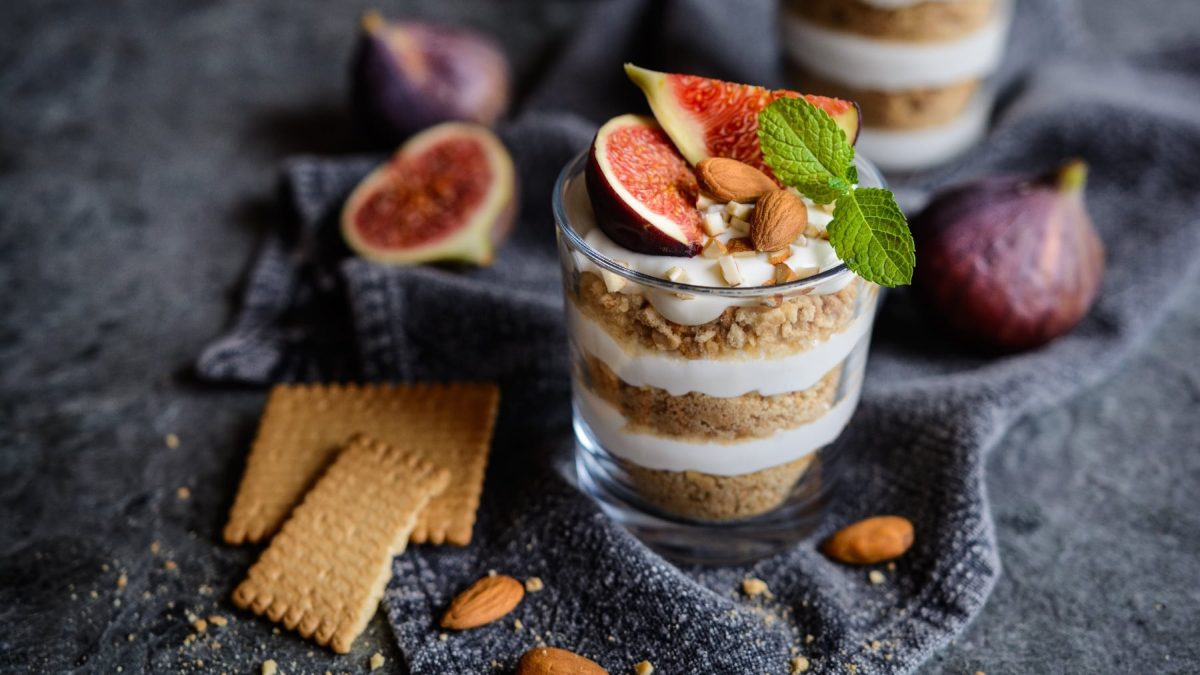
[586,114,705,257]
[341,122,516,266]
[625,64,860,176]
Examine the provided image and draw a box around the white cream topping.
[855,89,991,171]
[565,175,853,326]
[574,350,865,475]
[782,0,1012,90]
[568,301,875,398]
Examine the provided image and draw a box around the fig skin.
[585,115,704,257]
[912,159,1105,352]
[351,12,510,147]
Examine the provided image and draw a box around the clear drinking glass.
[553,152,885,564]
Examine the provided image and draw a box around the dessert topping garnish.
[718,256,743,287]
[701,238,729,259]
[696,157,778,203]
[751,189,809,252]
[759,98,914,287]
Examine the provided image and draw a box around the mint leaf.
[827,188,915,287]
[758,97,854,204]
[846,164,858,186]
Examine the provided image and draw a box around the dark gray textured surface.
[1,1,1197,674]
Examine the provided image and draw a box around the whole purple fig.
[351,12,510,146]
[912,159,1105,352]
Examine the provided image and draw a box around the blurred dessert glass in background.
[783,0,1014,171]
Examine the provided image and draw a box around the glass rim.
[552,150,886,298]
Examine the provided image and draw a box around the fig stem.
[361,10,385,34]
[1056,158,1088,193]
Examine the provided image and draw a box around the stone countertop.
[1,1,1197,673]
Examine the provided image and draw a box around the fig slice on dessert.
[341,121,516,266]
[624,64,860,175]
[586,114,705,257]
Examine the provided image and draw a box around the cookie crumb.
[805,634,815,644]
[165,433,180,448]
[261,660,278,675]
[89,590,98,599]
[886,562,896,571]
[192,619,207,633]
[149,541,161,555]
[791,656,810,673]
[513,619,523,632]
[116,573,127,589]
[868,570,885,585]
[741,578,770,597]
[846,664,858,674]
[176,486,191,500]
[127,633,135,642]
[974,672,986,675]
[525,577,544,592]
[164,560,178,571]
[438,633,448,641]
[208,615,228,627]
[369,653,385,670]
[634,660,654,675]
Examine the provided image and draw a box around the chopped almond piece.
[664,266,687,283]
[793,266,821,280]
[701,211,728,236]
[725,237,755,255]
[725,201,753,219]
[701,238,728,259]
[774,263,799,284]
[767,249,792,265]
[729,217,751,233]
[718,257,743,287]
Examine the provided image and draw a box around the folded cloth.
[197,0,1200,672]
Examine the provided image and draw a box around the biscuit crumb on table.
[369,652,385,670]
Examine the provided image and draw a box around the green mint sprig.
[758,98,915,287]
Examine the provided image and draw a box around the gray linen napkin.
[197,0,1200,672]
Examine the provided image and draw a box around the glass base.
[573,412,832,566]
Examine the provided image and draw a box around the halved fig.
[586,114,704,257]
[625,64,860,175]
[341,122,516,266]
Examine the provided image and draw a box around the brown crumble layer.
[586,356,842,440]
[790,69,979,130]
[624,453,819,521]
[574,271,867,360]
[790,0,996,42]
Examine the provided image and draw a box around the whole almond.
[696,158,777,203]
[821,516,914,565]
[440,574,524,629]
[517,647,608,675]
[751,189,808,252]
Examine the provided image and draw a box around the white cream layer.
[569,301,874,398]
[855,90,991,171]
[565,175,854,326]
[782,0,1012,90]
[575,361,864,475]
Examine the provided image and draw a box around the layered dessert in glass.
[553,68,891,562]
[783,0,1014,171]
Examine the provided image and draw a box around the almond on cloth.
[696,157,777,203]
[516,647,608,675]
[751,189,808,252]
[440,574,524,629]
[821,515,914,565]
